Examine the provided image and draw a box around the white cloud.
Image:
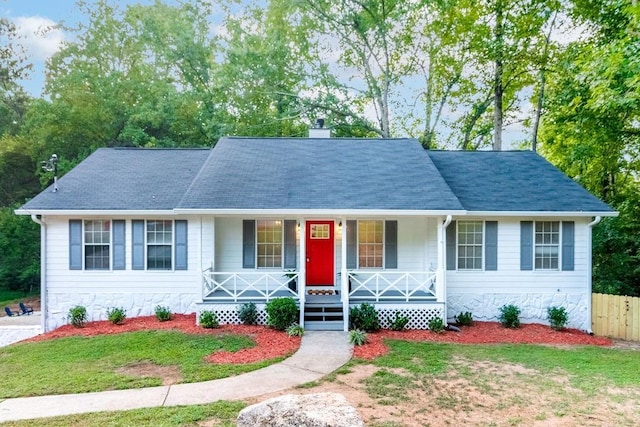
[12,16,65,61]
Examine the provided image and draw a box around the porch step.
[304,320,344,331]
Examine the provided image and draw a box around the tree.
[0,205,40,292]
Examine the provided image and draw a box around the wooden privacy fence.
[592,293,640,341]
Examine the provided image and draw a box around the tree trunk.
[493,0,504,151]
[532,12,557,152]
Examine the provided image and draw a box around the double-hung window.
[257,220,283,268]
[457,221,483,270]
[146,220,173,270]
[520,221,574,271]
[446,220,498,271]
[358,220,383,268]
[534,221,559,269]
[84,220,111,270]
[132,219,188,271]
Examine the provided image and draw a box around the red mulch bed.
[353,321,613,360]
[24,314,301,365]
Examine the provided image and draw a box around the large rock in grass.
[237,393,364,427]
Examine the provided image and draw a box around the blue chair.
[4,306,20,317]
[19,302,34,315]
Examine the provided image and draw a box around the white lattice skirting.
[196,303,269,325]
[353,303,445,330]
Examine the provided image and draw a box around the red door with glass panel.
[306,221,334,286]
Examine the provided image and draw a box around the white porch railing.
[202,269,299,302]
[347,270,439,302]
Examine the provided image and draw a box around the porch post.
[436,216,450,323]
[298,219,306,327]
[341,216,349,332]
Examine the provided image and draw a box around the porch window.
[535,221,559,269]
[84,220,110,270]
[457,221,483,270]
[147,220,173,270]
[257,220,282,268]
[358,220,383,268]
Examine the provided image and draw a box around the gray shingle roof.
[427,150,614,213]
[178,137,464,210]
[20,148,210,211]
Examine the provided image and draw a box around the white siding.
[446,217,591,330]
[43,216,203,330]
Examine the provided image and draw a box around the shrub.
[455,311,473,326]
[286,323,305,337]
[349,329,368,346]
[106,307,126,325]
[387,312,409,331]
[237,302,258,325]
[199,310,219,329]
[547,306,569,330]
[349,303,380,332]
[499,304,521,328]
[428,317,445,334]
[155,305,172,322]
[265,297,298,331]
[68,305,87,328]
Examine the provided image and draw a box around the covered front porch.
[198,216,449,331]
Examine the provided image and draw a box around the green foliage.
[286,323,304,337]
[154,305,172,322]
[67,305,87,328]
[349,329,368,346]
[0,206,40,292]
[237,302,258,325]
[349,303,380,332]
[106,307,126,325]
[265,297,298,331]
[547,306,569,330]
[454,311,474,326]
[199,310,219,329]
[428,317,445,334]
[387,312,409,331]
[0,330,263,398]
[498,304,521,328]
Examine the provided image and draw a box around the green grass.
[0,289,37,308]
[0,401,246,427]
[367,340,640,395]
[0,330,283,398]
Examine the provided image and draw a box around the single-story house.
[17,133,616,332]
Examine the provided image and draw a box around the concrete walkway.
[0,312,42,347]
[0,331,352,422]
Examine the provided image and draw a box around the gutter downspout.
[586,216,601,334]
[441,215,452,324]
[30,215,47,333]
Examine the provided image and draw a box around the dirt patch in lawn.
[116,361,183,385]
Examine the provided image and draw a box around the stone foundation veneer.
[46,292,199,331]
[446,293,590,331]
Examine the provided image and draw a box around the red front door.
[306,221,335,286]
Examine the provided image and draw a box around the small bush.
[68,305,87,328]
[155,305,172,322]
[455,311,473,326]
[499,304,521,328]
[387,312,409,331]
[349,329,368,346]
[428,317,445,334]
[199,310,219,329]
[265,297,298,330]
[286,323,305,337]
[547,306,569,330]
[237,302,258,325]
[349,303,380,332]
[106,307,126,325]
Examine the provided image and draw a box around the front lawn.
[0,330,281,398]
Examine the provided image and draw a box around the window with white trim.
[535,221,559,269]
[358,220,383,268]
[257,220,282,268]
[84,220,110,270]
[147,220,173,270]
[457,220,483,270]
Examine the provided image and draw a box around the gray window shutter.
[243,220,256,269]
[562,221,575,271]
[384,220,398,269]
[175,220,188,270]
[132,220,145,270]
[446,220,456,270]
[346,220,357,269]
[520,221,533,270]
[69,220,82,270]
[283,220,297,269]
[485,221,498,271]
[112,220,126,270]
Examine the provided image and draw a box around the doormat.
[307,289,336,296]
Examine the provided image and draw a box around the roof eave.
[14,209,178,216]
[458,210,618,218]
